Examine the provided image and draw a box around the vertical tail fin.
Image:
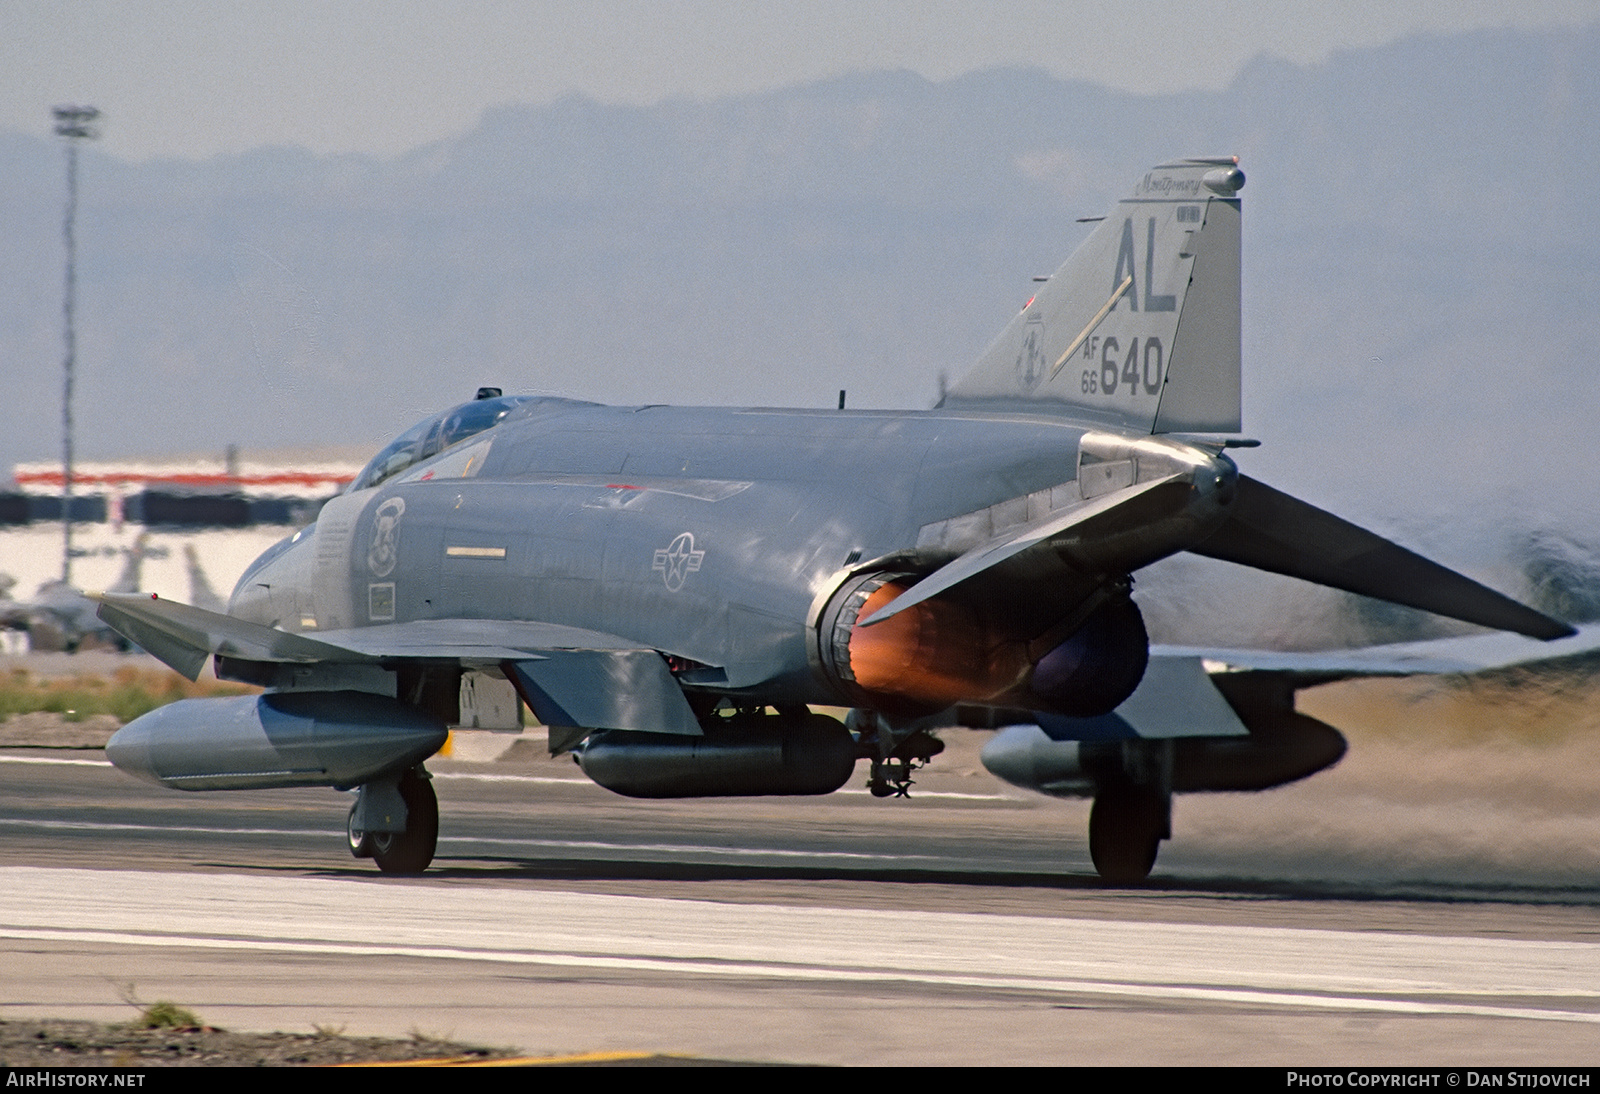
[944,158,1243,435]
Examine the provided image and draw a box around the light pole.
[53,105,100,586]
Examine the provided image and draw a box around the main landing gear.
[347,767,439,875]
[1087,783,1170,884]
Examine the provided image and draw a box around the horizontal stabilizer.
[860,473,1182,626]
[1190,477,1574,641]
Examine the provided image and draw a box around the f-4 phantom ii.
[95,157,1581,882]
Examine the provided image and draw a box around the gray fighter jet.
[93,158,1576,881]
[13,535,150,652]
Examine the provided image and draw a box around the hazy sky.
[5,0,1598,160]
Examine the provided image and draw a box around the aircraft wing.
[1153,624,1600,679]
[983,624,1600,811]
[1033,655,1254,740]
[93,592,375,680]
[1028,625,1600,744]
[91,592,702,735]
[308,618,640,659]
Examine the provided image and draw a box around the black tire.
[1088,785,1166,884]
[371,769,439,876]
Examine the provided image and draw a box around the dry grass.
[0,665,257,725]
[1168,668,1600,888]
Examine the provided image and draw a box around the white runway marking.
[0,817,329,838]
[435,834,943,861]
[432,769,1013,800]
[834,787,1013,801]
[2,866,1595,1024]
[0,753,111,767]
[0,818,937,862]
[0,753,1014,800]
[432,771,592,785]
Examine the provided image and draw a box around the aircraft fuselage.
[231,398,1228,713]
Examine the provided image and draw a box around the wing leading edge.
[94,592,371,680]
[1153,624,1600,679]
[92,592,702,736]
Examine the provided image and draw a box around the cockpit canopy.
[349,395,533,493]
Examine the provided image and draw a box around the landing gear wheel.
[347,803,374,859]
[1088,786,1167,884]
[371,769,439,876]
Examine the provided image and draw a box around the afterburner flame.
[845,581,1028,708]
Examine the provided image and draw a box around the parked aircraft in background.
[94,158,1576,881]
[3,536,150,652]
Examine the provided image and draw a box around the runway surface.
[2,695,1598,1066]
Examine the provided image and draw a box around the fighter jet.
[93,157,1576,881]
[14,534,150,652]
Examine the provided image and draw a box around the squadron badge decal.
[367,497,405,578]
[1015,316,1047,392]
